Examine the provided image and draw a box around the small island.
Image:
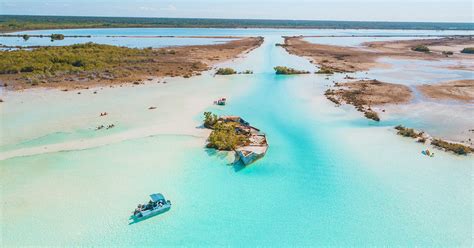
[203,112,268,165]
[411,45,430,53]
[215,68,237,75]
[274,66,310,75]
[215,68,254,75]
[394,125,473,155]
[324,80,413,122]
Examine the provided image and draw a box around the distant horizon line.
[1,14,473,25]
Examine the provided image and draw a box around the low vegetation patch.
[207,122,249,150]
[411,45,430,53]
[442,51,453,56]
[274,66,309,75]
[50,33,65,41]
[364,110,380,122]
[460,47,474,54]
[394,125,420,138]
[0,42,161,76]
[215,68,237,75]
[431,139,473,155]
[240,70,253,74]
[315,67,335,74]
[324,89,341,105]
[203,112,249,151]
[203,112,218,128]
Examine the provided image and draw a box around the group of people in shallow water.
[96,112,114,130]
[96,124,115,130]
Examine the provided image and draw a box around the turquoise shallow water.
[1,30,473,246]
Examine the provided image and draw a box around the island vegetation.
[240,70,253,74]
[411,45,430,53]
[50,33,65,41]
[215,68,237,75]
[0,37,264,90]
[431,139,473,155]
[203,112,269,165]
[394,125,473,155]
[363,110,380,122]
[315,66,335,74]
[324,80,412,122]
[274,66,309,75]
[204,112,248,150]
[460,47,474,54]
[395,125,422,138]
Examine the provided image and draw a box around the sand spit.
[0,127,209,161]
[283,36,474,73]
[417,79,474,102]
[325,79,412,106]
[325,80,412,121]
[0,37,264,91]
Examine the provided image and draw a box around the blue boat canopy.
[150,193,165,202]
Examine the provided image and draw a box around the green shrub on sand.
[431,139,472,155]
[411,45,430,53]
[215,68,237,75]
[274,66,309,75]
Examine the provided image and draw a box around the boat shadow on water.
[204,148,248,172]
[128,207,171,225]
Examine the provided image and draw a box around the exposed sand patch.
[417,79,474,102]
[327,79,412,106]
[283,36,474,73]
[325,80,413,121]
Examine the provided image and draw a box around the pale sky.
[1,0,473,23]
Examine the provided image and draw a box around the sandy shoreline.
[283,36,474,72]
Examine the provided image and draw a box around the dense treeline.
[0,42,155,76]
[1,15,473,32]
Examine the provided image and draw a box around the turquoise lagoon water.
[1,30,473,246]
[3,27,473,48]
